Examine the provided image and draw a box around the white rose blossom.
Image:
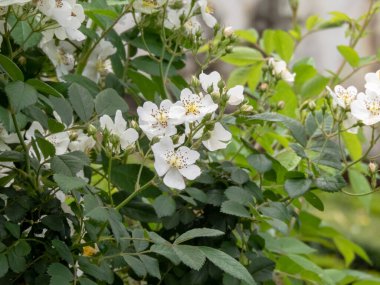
[0,0,30,6]
[137,100,177,140]
[0,143,15,187]
[364,70,380,93]
[351,89,380,126]
[99,110,139,152]
[68,130,96,154]
[152,136,201,190]
[169,88,218,124]
[202,122,232,151]
[132,0,166,14]
[268,58,295,83]
[326,85,357,109]
[197,0,217,28]
[41,40,75,79]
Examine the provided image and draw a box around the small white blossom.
[41,40,75,78]
[99,110,139,151]
[199,71,221,94]
[197,0,217,28]
[0,143,14,187]
[364,70,380,93]
[68,130,96,153]
[326,85,357,109]
[133,0,166,14]
[152,136,201,190]
[83,40,116,82]
[169,88,218,124]
[227,85,244,106]
[0,0,30,6]
[137,100,177,140]
[202,122,232,151]
[0,123,19,149]
[351,90,380,125]
[268,58,295,83]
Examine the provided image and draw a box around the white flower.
[0,123,19,150]
[0,0,30,6]
[133,0,166,14]
[326,85,357,109]
[169,88,218,124]
[199,71,221,93]
[152,136,201,190]
[83,40,116,82]
[364,70,380,93]
[343,113,359,134]
[351,90,380,125]
[137,100,177,140]
[68,130,96,153]
[202,122,232,151]
[268,58,295,83]
[0,143,14,187]
[99,110,139,151]
[41,40,75,78]
[227,85,244,105]
[197,0,217,28]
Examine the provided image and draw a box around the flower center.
[205,2,214,14]
[55,0,63,8]
[154,109,169,127]
[96,59,112,75]
[142,0,158,7]
[164,151,184,169]
[58,48,74,66]
[337,90,355,107]
[366,100,380,116]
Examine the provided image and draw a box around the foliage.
[1,0,380,284]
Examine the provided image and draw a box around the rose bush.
[1,0,380,284]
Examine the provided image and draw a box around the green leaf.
[269,80,297,118]
[139,255,161,279]
[284,178,312,198]
[342,132,362,161]
[221,200,250,218]
[337,45,360,67]
[5,81,38,113]
[51,151,90,176]
[273,30,295,62]
[47,263,73,285]
[53,174,87,193]
[199,246,257,285]
[0,151,24,162]
[95,88,129,116]
[68,83,94,122]
[123,255,147,277]
[262,30,275,54]
[83,194,108,222]
[221,47,262,66]
[153,194,176,218]
[0,253,8,278]
[248,63,264,92]
[231,168,249,184]
[263,234,316,255]
[235,29,258,43]
[49,96,73,127]
[132,229,149,251]
[225,186,253,205]
[301,75,329,99]
[78,257,113,284]
[26,79,63,98]
[247,154,272,174]
[185,187,208,203]
[150,244,181,265]
[63,74,100,96]
[0,54,24,81]
[250,113,307,146]
[304,192,324,211]
[314,175,346,192]
[52,240,74,265]
[227,67,251,88]
[173,245,206,271]
[11,21,41,50]
[174,228,224,244]
[348,170,372,211]
[306,15,322,30]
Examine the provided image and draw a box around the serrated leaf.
[153,194,176,218]
[199,246,256,285]
[123,255,147,277]
[285,178,312,198]
[174,228,224,244]
[0,54,24,81]
[173,245,206,271]
[139,255,161,279]
[95,88,128,116]
[5,81,38,113]
[51,151,90,176]
[247,154,272,173]
[0,253,9,278]
[231,168,249,184]
[314,175,346,192]
[151,244,180,265]
[221,200,250,218]
[47,263,73,285]
[225,186,253,205]
[52,240,74,265]
[68,83,94,122]
[53,174,87,193]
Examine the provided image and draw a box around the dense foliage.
[1,0,380,284]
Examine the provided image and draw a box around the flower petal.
[179,164,201,180]
[163,168,185,190]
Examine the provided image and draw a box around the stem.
[107,156,114,207]
[341,188,380,196]
[11,112,31,175]
[115,178,156,211]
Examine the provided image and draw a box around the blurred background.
[207,0,380,273]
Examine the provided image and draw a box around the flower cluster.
[138,71,245,189]
[327,70,380,129]
[268,58,295,83]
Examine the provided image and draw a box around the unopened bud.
[223,26,234,37]
[211,91,220,101]
[18,56,26,65]
[308,101,316,111]
[217,79,225,90]
[277,101,285,110]
[130,120,139,129]
[225,46,233,54]
[260,82,268,91]
[69,130,78,141]
[207,85,214,94]
[87,124,97,136]
[191,76,200,88]
[241,104,253,112]
[369,162,378,174]
[109,134,120,146]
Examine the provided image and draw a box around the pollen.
[164,150,189,169]
[366,100,380,116]
[336,90,355,107]
[153,109,169,128]
[142,0,158,7]
[205,3,214,14]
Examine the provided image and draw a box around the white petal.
[154,157,170,177]
[177,146,200,164]
[114,110,127,132]
[227,85,244,105]
[350,100,370,121]
[168,105,186,125]
[179,164,201,180]
[99,114,114,131]
[199,71,221,92]
[152,137,174,157]
[120,128,138,149]
[163,168,185,190]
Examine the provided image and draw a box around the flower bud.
[217,79,225,90]
[241,104,253,112]
[83,245,98,257]
[259,82,268,91]
[191,75,200,89]
[87,124,97,136]
[308,101,316,111]
[69,130,78,141]
[369,162,378,174]
[223,26,234,37]
[277,101,285,110]
[109,134,120,146]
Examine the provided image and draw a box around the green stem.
[107,156,114,207]
[11,112,31,176]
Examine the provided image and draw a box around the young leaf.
[68,83,94,122]
[123,255,147,277]
[95,88,129,116]
[221,47,262,66]
[174,228,224,244]
[173,245,206,271]
[53,174,87,193]
[5,81,38,113]
[199,246,257,285]
[0,54,24,81]
[47,263,73,285]
[337,45,360,67]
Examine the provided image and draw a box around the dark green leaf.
[51,151,90,176]
[174,228,224,244]
[53,174,87,193]
[0,54,24,81]
[68,83,95,122]
[153,194,176,218]
[221,200,250,218]
[47,263,73,285]
[123,255,146,277]
[139,255,161,279]
[247,154,273,173]
[284,178,312,198]
[0,253,8,278]
[6,81,38,113]
[95,88,129,116]
[52,240,74,265]
[173,245,206,271]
